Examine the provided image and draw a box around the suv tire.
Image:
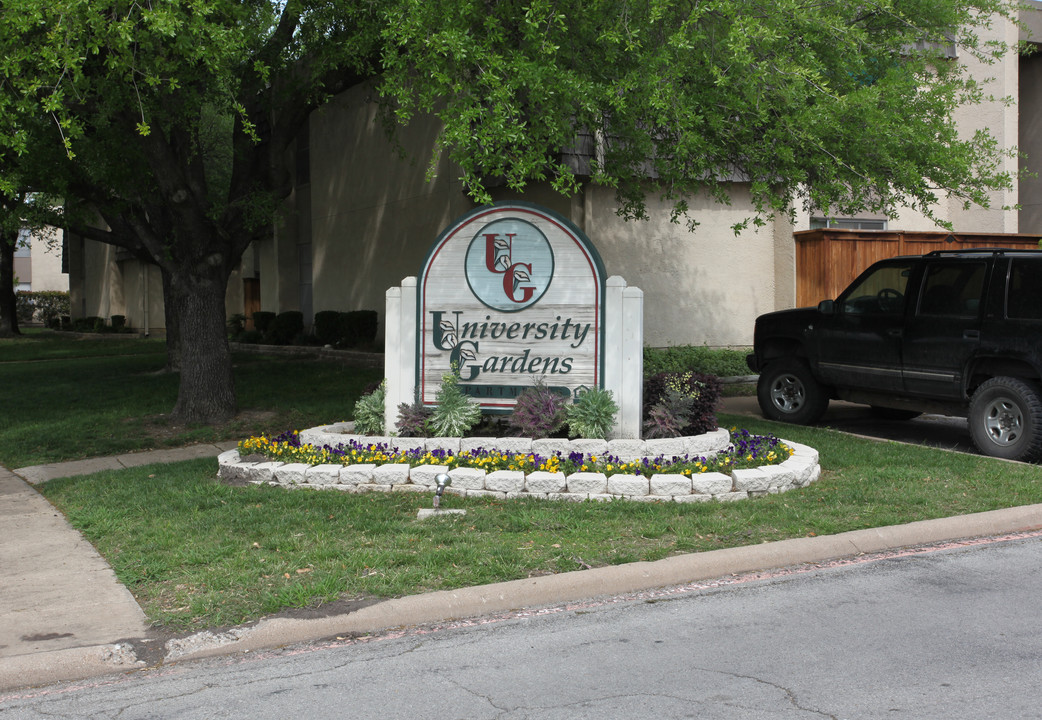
[757,358,829,425]
[968,377,1042,462]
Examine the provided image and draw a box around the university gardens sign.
[418,204,604,408]
[385,202,644,438]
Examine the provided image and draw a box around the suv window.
[1007,259,1042,320]
[917,261,986,318]
[839,262,912,315]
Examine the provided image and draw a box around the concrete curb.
[153,502,1042,664]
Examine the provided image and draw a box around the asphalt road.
[724,396,977,455]
[4,532,1041,719]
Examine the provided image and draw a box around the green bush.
[15,290,70,326]
[227,313,246,338]
[428,373,482,437]
[252,311,276,335]
[111,315,127,330]
[565,386,618,439]
[352,380,386,435]
[643,345,750,378]
[264,311,304,345]
[313,310,341,345]
[338,310,378,348]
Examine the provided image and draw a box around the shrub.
[110,315,126,330]
[643,345,751,379]
[508,379,568,438]
[15,292,34,324]
[15,290,69,326]
[352,380,386,435]
[227,313,246,338]
[252,311,276,335]
[427,373,481,437]
[565,386,618,439]
[338,310,378,348]
[395,400,432,437]
[264,311,304,345]
[313,310,342,345]
[237,329,263,344]
[643,371,722,437]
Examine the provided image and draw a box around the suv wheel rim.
[982,397,1024,446]
[770,374,805,413]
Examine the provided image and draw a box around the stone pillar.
[604,276,644,438]
[384,277,417,432]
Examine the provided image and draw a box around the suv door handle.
[964,330,980,340]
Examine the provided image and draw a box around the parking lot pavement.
[721,395,977,455]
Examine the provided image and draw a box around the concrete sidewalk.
[3,429,1042,694]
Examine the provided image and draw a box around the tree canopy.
[0,0,1021,421]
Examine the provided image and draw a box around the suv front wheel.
[757,358,829,425]
[968,377,1042,462]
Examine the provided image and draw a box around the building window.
[810,217,888,231]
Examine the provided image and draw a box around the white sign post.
[385,202,643,438]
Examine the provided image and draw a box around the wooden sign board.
[417,203,606,411]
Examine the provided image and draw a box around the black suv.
[747,248,1042,461]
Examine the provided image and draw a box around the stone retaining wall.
[218,426,821,503]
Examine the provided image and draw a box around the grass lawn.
[37,417,1042,631]
[0,332,382,467]
[11,333,1042,632]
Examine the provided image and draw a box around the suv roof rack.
[924,247,1042,257]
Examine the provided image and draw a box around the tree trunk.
[160,265,182,373]
[0,231,21,337]
[168,266,236,423]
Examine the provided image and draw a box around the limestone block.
[606,474,650,497]
[373,463,411,486]
[691,472,733,495]
[305,464,343,485]
[525,471,566,493]
[391,484,429,494]
[449,467,486,490]
[649,473,693,496]
[547,492,586,502]
[340,464,377,485]
[464,488,506,500]
[566,472,608,494]
[532,438,571,457]
[733,468,772,493]
[217,449,241,466]
[570,439,608,456]
[274,463,311,485]
[495,437,533,454]
[486,470,526,493]
[687,429,731,456]
[410,464,450,488]
[425,437,461,454]
[644,437,688,460]
[672,493,712,503]
[716,492,750,502]
[758,464,797,491]
[355,484,393,494]
[606,438,645,462]
[389,437,425,454]
[250,462,284,483]
[219,461,256,482]
[788,441,819,465]
[460,437,498,454]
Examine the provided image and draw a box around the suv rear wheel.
[757,358,829,425]
[968,377,1042,461]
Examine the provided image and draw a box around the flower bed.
[220,426,822,502]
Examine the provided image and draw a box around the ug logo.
[465,218,554,312]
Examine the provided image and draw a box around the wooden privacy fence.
[795,229,1042,307]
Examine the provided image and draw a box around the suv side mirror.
[817,299,835,315]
